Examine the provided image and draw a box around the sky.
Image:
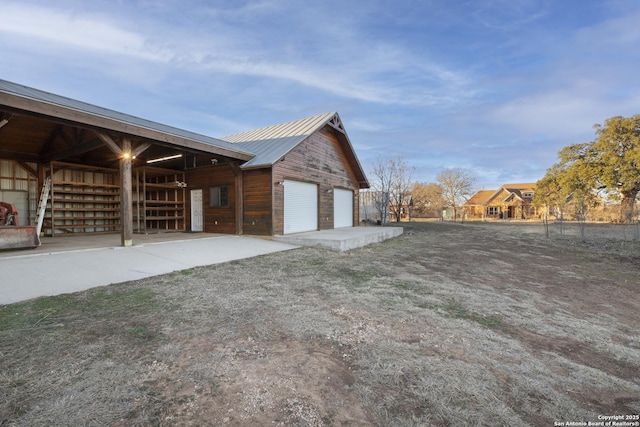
[1,0,639,190]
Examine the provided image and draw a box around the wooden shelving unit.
[133,166,185,233]
[46,161,121,236]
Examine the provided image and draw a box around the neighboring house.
[389,196,412,221]
[464,183,538,220]
[0,79,369,246]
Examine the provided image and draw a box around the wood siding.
[159,126,361,236]
[185,164,237,234]
[242,168,272,235]
[272,128,359,235]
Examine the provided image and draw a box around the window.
[210,186,229,207]
[488,206,500,215]
[522,192,534,198]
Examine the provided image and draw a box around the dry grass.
[1,222,639,426]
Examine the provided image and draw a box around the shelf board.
[51,207,120,212]
[53,181,119,189]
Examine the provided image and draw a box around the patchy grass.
[442,300,509,332]
[1,222,639,426]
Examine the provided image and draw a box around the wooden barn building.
[0,80,369,247]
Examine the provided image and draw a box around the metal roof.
[0,79,253,160]
[220,112,336,168]
[1,80,369,187]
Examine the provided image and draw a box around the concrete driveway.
[0,235,299,305]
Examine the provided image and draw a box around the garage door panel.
[334,189,353,228]
[284,180,318,234]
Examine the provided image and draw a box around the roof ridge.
[219,112,336,143]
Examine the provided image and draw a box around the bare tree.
[369,157,415,223]
[368,159,392,224]
[436,168,476,222]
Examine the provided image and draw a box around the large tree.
[535,151,600,239]
[436,168,476,221]
[592,115,640,222]
[539,115,640,223]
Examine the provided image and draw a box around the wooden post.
[230,162,244,235]
[120,137,133,247]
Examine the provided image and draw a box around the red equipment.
[0,201,19,226]
[0,201,39,250]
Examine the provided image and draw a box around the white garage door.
[334,188,353,228]
[284,180,318,234]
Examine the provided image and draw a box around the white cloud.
[574,7,640,47]
[0,2,476,108]
[0,3,169,61]
[469,0,549,31]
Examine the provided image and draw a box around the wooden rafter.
[38,124,63,156]
[95,131,123,155]
[132,142,152,158]
[16,161,38,179]
[41,138,104,163]
[57,127,75,147]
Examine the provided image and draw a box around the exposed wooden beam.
[95,132,123,155]
[39,124,63,156]
[73,128,86,144]
[229,162,242,177]
[0,148,40,163]
[132,142,152,158]
[16,161,38,179]
[57,127,75,147]
[40,138,104,163]
[1,95,253,161]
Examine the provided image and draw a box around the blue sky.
[1,0,639,189]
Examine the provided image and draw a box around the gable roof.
[220,112,335,168]
[502,183,536,193]
[0,79,253,161]
[464,190,495,206]
[465,183,537,206]
[486,183,536,205]
[1,80,370,188]
[220,112,370,188]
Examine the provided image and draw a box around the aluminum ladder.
[35,176,51,236]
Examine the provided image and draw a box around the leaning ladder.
[36,176,51,236]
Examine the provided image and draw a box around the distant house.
[464,183,538,220]
[389,195,412,221]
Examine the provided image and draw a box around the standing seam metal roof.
[219,112,337,168]
[1,80,368,186]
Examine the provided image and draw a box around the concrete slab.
[273,226,403,251]
[0,235,299,305]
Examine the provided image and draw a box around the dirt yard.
[1,221,639,426]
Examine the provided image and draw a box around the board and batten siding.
[185,164,237,234]
[271,127,359,235]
